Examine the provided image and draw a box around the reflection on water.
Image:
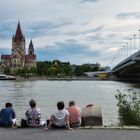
[0,80,140,125]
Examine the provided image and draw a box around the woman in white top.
[47,101,71,130]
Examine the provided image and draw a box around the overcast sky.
[0,0,140,68]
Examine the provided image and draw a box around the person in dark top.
[0,102,16,127]
[21,100,46,127]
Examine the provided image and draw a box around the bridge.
[111,50,140,80]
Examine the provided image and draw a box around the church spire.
[28,39,34,54]
[14,21,24,41]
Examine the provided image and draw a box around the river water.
[0,80,139,125]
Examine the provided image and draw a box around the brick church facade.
[0,22,36,72]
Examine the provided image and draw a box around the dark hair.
[5,102,13,108]
[57,101,64,110]
[69,101,75,106]
[29,100,36,108]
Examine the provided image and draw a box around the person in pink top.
[67,101,81,128]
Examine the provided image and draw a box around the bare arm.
[66,115,71,130]
[47,115,54,129]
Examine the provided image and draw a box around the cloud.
[36,41,100,63]
[25,19,73,38]
[83,25,104,34]
[1,0,140,67]
[65,39,79,43]
[0,20,17,40]
[116,12,140,20]
[80,0,99,3]
[0,19,73,40]
[65,25,103,36]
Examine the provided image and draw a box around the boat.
[0,74,16,80]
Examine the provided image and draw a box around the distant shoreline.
[15,76,111,81]
[14,76,140,83]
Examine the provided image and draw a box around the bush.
[115,89,140,125]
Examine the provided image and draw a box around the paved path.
[0,128,140,140]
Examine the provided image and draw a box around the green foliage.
[30,67,37,75]
[13,67,37,77]
[36,60,72,77]
[74,66,84,76]
[92,66,99,71]
[36,61,52,75]
[115,89,140,125]
[73,63,100,76]
[47,66,58,76]
[5,60,104,77]
[4,67,11,74]
[63,64,72,76]
[14,67,29,76]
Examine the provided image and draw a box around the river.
[0,80,139,125]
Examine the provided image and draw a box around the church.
[0,22,36,73]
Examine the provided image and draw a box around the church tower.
[26,40,36,68]
[28,40,34,55]
[11,22,26,68]
[0,22,36,73]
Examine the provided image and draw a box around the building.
[84,71,110,79]
[0,22,36,73]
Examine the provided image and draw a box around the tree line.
[4,60,110,77]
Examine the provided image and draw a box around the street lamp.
[123,45,126,59]
[139,29,140,50]
[134,34,136,53]
[126,42,128,57]
[129,38,131,55]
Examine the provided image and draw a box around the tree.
[115,89,140,125]
[36,61,52,75]
[47,66,58,76]
[63,64,72,76]
[29,67,37,75]
[4,67,11,74]
[82,64,92,72]
[74,66,84,76]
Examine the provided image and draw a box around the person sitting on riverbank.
[67,101,81,128]
[0,102,16,127]
[21,100,46,127]
[47,101,71,130]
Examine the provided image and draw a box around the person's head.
[29,100,36,108]
[69,101,75,107]
[57,101,64,110]
[5,102,13,108]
